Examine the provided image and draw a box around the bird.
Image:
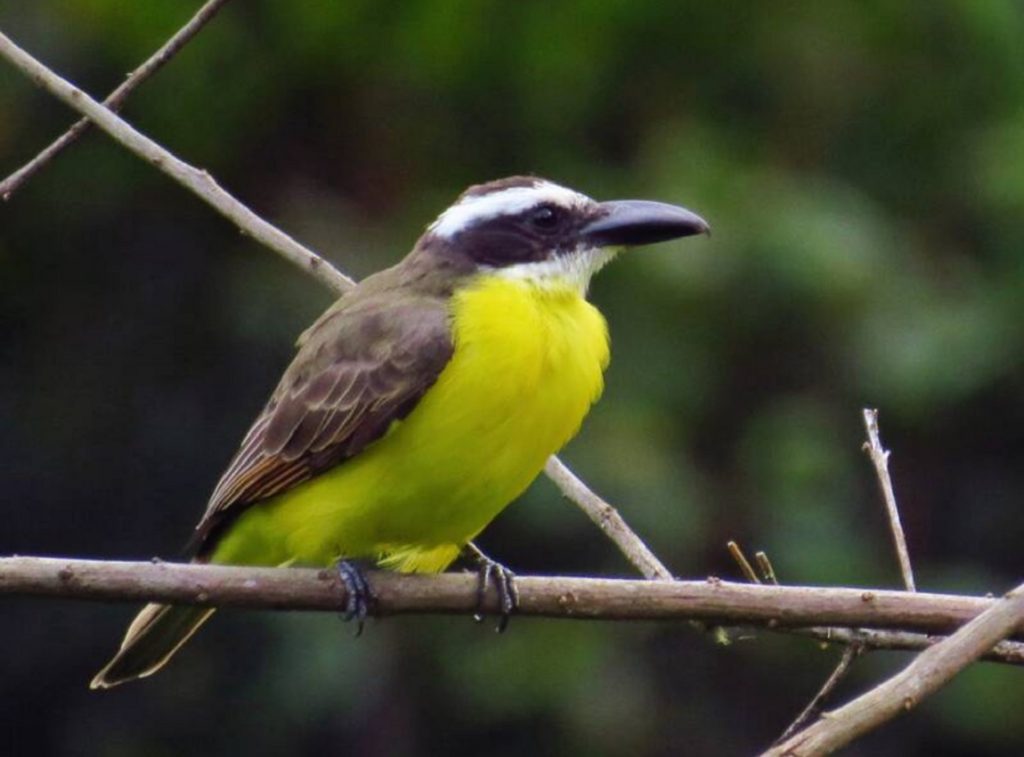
[90,176,708,689]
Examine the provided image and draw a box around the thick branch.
[0,29,354,295]
[0,30,664,582]
[768,582,1024,755]
[0,0,234,200]
[3,557,1023,641]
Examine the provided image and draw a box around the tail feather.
[90,604,216,690]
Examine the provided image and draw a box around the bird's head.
[417,176,709,292]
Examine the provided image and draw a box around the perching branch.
[2,557,1023,646]
[766,581,1024,755]
[0,0,234,200]
[863,408,916,592]
[0,28,667,582]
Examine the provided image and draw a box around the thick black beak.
[581,200,710,247]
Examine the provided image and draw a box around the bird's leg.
[464,542,519,632]
[335,559,375,636]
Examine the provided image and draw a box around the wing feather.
[192,293,453,551]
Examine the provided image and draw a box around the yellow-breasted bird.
[91,176,708,689]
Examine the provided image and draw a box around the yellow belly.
[212,274,609,573]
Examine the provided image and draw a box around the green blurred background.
[2,2,1023,755]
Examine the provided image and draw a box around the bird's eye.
[530,205,561,231]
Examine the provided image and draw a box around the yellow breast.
[365,272,610,551]
[214,272,610,573]
[437,272,611,490]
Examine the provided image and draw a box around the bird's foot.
[465,543,519,633]
[336,559,375,636]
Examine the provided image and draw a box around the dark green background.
[2,2,1023,755]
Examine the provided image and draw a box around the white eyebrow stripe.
[429,181,591,238]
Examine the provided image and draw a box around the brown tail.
[90,603,216,690]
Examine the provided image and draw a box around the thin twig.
[0,0,234,200]
[776,643,863,744]
[796,625,1024,666]
[545,457,673,580]
[0,30,668,584]
[862,408,916,592]
[766,581,1024,755]
[0,29,355,295]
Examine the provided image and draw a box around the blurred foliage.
[2,1,1023,755]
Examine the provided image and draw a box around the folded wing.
[192,293,453,553]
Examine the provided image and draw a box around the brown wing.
[191,292,453,551]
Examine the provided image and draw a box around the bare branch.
[0,0,234,200]
[767,582,1024,755]
[862,408,916,591]
[5,556,1024,664]
[0,29,354,295]
[545,457,673,580]
[3,556,1023,638]
[0,30,667,582]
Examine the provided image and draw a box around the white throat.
[488,246,618,295]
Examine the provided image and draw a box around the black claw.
[336,560,374,636]
[467,545,518,632]
[473,561,492,624]
[497,566,520,620]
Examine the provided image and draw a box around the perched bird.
[91,176,708,689]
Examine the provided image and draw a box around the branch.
[545,457,672,580]
[0,0,234,200]
[0,29,666,582]
[767,581,1024,755]
[0,29,354,295]
[862,408,915,591]
[3,557,1023,638]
